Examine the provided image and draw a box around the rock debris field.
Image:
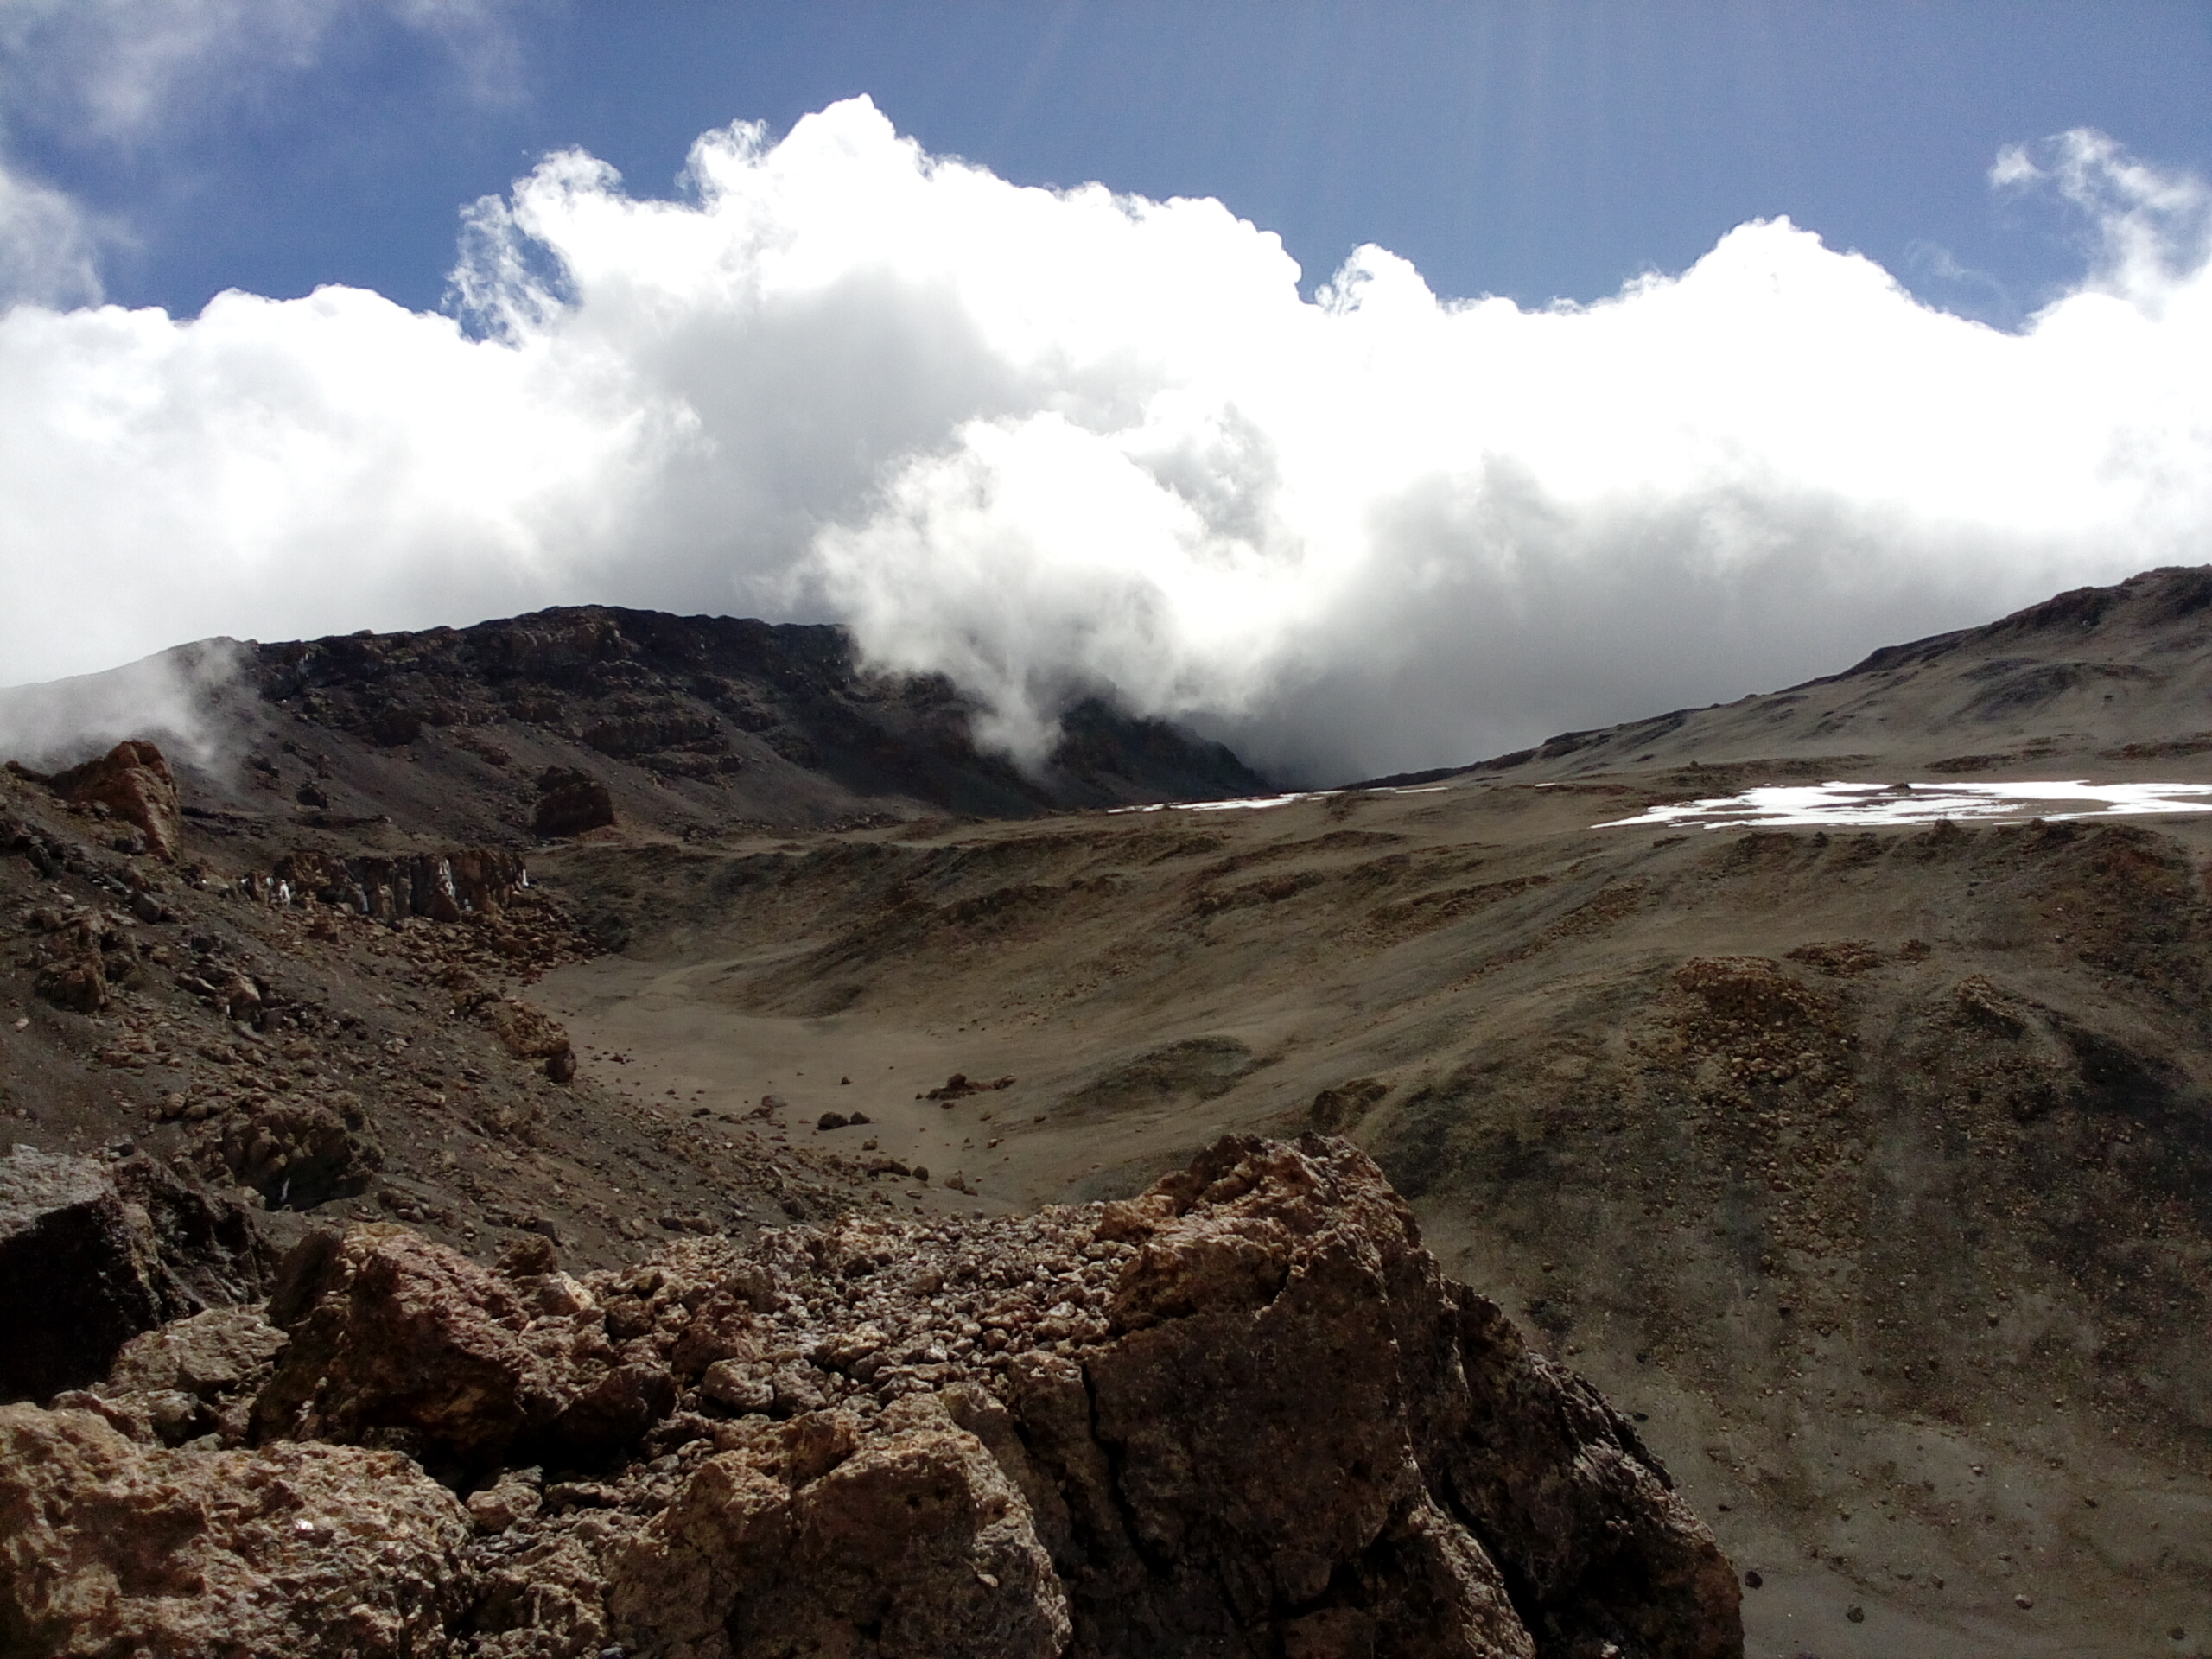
[1,1135,1739,1659]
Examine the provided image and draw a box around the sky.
[2,2,2210,781]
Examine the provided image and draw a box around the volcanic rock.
[581,1136,1736,1657]
[0,1402,474,1656]
[2,1129,1739,1656]
[479,997,574,1064]
[0,1147,272,1403]
[533,766,617,839]
[47,739,181,860]
[251,1223,675,1471]
[198,1095,384,1210]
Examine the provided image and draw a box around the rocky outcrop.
[0,1147,273,1403]
[532,766,617,838]
[1,1138,1739,1657]
[251,1223,675,1473]
[21,897,140,1014]
[0,1402,474,1657]
[46,739,181,860]
[273,847,531,923]
[197,1095,385,1211]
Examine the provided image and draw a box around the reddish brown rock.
[480,997,574,1064]
[0,1402,473,1656]
[48,739,181,860]
[32,954,107,1013]
[22,1139,1737,1658]
[198,1096,384,1210]
[251,1224,674,1470]
[1055,1137,1742,1659]
[533,766,616,838]
[609,1394,1071,1659]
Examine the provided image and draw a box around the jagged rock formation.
[271,846,531,924]
[0,1147,273,1403]
[0,1136,1741,1658]
[46,740,184,861]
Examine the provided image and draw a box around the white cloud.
[0,157,104,307]
[3,103,2209,781]
[0,0,522,143]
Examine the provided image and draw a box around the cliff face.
[0,607,1269,846]
[0,1136,1741,1659]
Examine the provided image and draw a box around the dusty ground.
[531,768,2212,1659]
[10,567,2212,1657]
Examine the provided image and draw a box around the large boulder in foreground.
[595,1135,1742,1659]
[0,1147,272,1403]
[0,1403,472,1657]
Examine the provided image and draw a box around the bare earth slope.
[530,567,2212,1659]
[1403,563,2212,787]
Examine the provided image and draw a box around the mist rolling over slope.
[4,103,2211,780]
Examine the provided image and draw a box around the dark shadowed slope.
[0,607,1270,843]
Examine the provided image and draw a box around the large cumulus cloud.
[3,99,2208,780]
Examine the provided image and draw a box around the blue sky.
[10,1,2210,323]
[3,3,2210,779]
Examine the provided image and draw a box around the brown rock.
[534,766,616,838]
[24,1138,1737,1658]
[251,1224,673,1470]
[609,1395,1071,1659]
[1016,1135,1742,1659]
[481,996,573,1062]
[0,1148,270,1403]
[33,955,106,1013]
[48,739,181,860]
[202,1096,383,1209]
[105,1304,287,1402]
[0,1402,473,1656]
[81,1305,289,1448]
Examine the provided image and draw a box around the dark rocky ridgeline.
[0,1135,1742,1659]
[234,607,1269,837]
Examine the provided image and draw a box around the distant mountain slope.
[1,607,1269,842]
[1426,564,2212,785]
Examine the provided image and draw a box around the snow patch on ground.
[1599,780,2212,830]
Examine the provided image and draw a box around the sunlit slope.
[538,775,2212,1656]
[1429,563,2212,785]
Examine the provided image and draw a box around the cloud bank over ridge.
[3,99,2209,781]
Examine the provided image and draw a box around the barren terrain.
[4,569,2211,1657]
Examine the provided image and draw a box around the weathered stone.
[33,955,107,1013]
[105,1303,284,1406]
[534,766,616,838]
[481,997,573,1062]
[201,1096,383,1209]
[48,740,181,860]
[609,1395,1071,1659]
[251,1224,673,1471]
[0,1148,270,1403]
[0,1402,473,1656]
[28,1138,1738,1657]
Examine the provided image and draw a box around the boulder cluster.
[0,1135,1741,1658]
